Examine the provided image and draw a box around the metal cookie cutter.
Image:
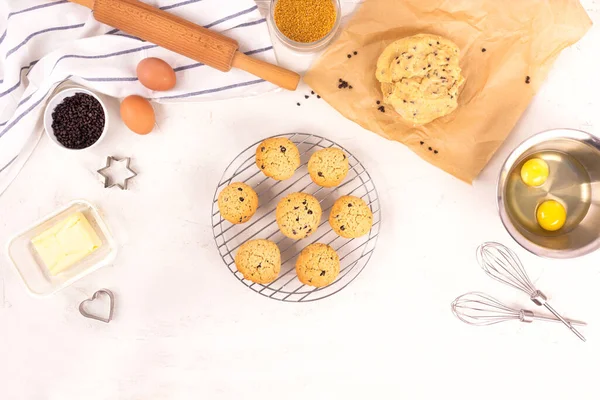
[79,289,115,323]
[97,156,137,190]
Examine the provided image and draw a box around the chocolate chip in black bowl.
[44,88,107,150]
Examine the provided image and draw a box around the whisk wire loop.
[451,292,521,326]
[477,242,537,295]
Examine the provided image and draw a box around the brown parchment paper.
[304,0,592,183]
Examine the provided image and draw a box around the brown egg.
[136,57,176,91]
[120,95,155,135]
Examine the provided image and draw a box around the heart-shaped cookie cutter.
[79,289,114,323]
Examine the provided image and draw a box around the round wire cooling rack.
[211,133,381,302]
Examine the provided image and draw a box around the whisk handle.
[543,303,587,342]
[531,315,587,326]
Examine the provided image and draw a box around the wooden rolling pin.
[69,0,300,90]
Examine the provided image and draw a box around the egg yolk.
[536,200,566,231]
[521,158,549,187]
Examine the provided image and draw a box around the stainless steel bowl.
[498,129,600,259]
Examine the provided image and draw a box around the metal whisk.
[477,242,586,341]
[451,292,586,327]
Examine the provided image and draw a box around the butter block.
[31,212,102,275]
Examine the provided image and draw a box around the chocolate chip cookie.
[256,137,300,180]
[329,195,373,238]
[295,243,340,287]
[276,192,322,239]
[308,148,349,187]
[235,239,281,284]
[218,182,259,224]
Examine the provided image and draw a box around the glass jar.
[269,0,342,52]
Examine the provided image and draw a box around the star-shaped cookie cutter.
[97,156,137,190]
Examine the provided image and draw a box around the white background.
[1,1,599,399]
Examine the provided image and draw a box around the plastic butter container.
[7,200,117,297]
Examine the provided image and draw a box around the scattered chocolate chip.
[420,141,424,145]
[429,43,432,46]
[403,100,407,103]
[280,146,286,153]
[434,52,438,56]
[296,217,299,222]
[413,46,417,50]
[427,64,431,68]
[422,67,426,70]
[317,95,321,98]
[347,54,352,58]
[320,270,326,276]
[348,203,352,207]
[239,197,244,202]
[311,91,315,95]
[303,225,307,229]
[237,187,243,191]
[302,200,307,205]
[348,86,352,89]
[437,41,440,45]
[296,102,301,106]
[307,210,313,214]
[525,76,531,84]
[261,164,265,169]
[407,55,413,59]
[294,206,299,210]
[340,225,345,231]
[434,150,438,154]
[428,147,432,151]
[481,48,487,52]
[376,100,381,105]
[304,95,309,99]
[353,51,358,55]
[446,57,450,61]
[318,171,323,177]
[261,146,265,152]
[339,78,343,82]
[377,105,385,112]
[292,230,297,235]
[257,263,261,268]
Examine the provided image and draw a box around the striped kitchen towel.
[0,0,278,195]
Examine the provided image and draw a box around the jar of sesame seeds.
[269,0,341,52]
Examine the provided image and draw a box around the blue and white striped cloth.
[0,0,277,195]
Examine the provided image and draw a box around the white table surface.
[1,2,600,399]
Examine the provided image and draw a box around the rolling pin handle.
[232,52,300,91]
